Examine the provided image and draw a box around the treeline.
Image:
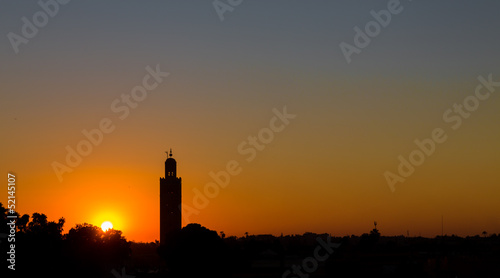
[2,202,499,278]
[0,203,130,278]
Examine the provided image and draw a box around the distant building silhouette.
[160,149,181,245]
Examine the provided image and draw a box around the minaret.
[159,149,182,245]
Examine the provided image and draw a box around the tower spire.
[160,149,182,245]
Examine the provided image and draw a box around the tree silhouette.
[17,214,30,232]
[14,211,66,277]
[160,223,229,277]
[0,203,10,274]
[0,203,131,278]
[64,223,130,276]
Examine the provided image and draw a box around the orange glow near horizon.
[10,136,500,243]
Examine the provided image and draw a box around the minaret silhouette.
[160,149,181,245]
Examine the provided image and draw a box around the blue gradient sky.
[1,1,500,241]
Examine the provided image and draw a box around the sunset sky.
[1,1,500,242]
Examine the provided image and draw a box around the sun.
[101,221,113,232]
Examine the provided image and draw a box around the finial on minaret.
[169,148,172,157]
